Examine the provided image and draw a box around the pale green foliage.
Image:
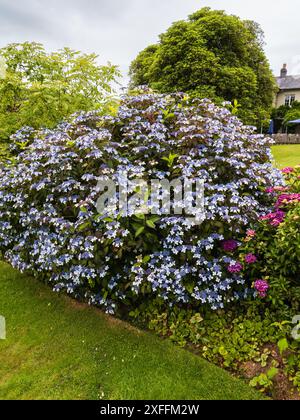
[0,42,120,145]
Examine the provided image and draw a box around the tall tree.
[0,42,120,147]
[130,8,277,126]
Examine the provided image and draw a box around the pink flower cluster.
[254,279,269,298]
[275,193,300,209]
[246,229,256,238]
[265,186,289,194]
[227,262,243,274]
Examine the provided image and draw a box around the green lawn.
[272,144,300,168]
[0,262,262,400]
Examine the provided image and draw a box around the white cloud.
[0,0,299,86]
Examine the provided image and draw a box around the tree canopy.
[0,42,120,149]
[130,8,276,126]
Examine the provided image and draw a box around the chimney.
[280,63,287,78]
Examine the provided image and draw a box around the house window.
[285,95,296,107]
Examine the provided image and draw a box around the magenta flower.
[254,279,269,298]
[245,254,257,264]
[281,167,294,174]
[222,240,238,252]
[227,262,243,273]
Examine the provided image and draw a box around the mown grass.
[272,144,300,168]
[0,262,262,400]
[2,141,295,401]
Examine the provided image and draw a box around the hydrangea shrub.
[0,92,283,313]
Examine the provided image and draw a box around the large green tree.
[0,42,120,149]
[130,8,277,126]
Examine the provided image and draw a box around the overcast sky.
[1,0,300,87]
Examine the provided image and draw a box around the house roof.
[276,75,300,90]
